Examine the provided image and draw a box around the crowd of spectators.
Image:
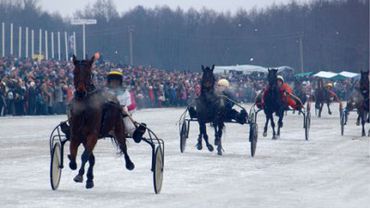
[0,56,360,117]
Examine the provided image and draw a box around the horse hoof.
[263,132,267,137]
[196,142,203,150]
[272,136,277,140]
[86,181,94,189]
[125,160,135,171]
[207,144,214,152]
[69,162,77,170]
[73,175,83,183]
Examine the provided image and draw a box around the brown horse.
[68,55,134,189]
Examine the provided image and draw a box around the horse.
[194,65,226,155]
[68,55,134,189]
[314,78,336,117]
[343,70,369,136]
[262,68,285,139]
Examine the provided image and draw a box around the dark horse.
[262,69,285,139]
[343,70,369,136]
[68,55,134,189]
[194,65,226,155]
[314,78,337,117]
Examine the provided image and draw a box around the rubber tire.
[153,146,164,194]
[305,111,311,141]
[50,143,62,190]
[249,123,258,157]
[180,122,187,153]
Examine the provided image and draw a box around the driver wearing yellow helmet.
[106,70,146,142]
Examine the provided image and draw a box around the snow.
[0,103,370,208]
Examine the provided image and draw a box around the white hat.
[217,79,230,88]
[277,75,284,82]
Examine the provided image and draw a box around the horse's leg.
[68,138,80,170]
[202,122,213,152]
[356,112,360,126]
[270,115,277,139]
[263,114,270,137]
[73,135,98,188]
[216,122,224,156]
[86,153,95,189]
[327,102,332,115]
[277,109,285,137]
[114,121,135,171]
[196,121,205,150]
[319,103,323,117]
[361,110,366,136]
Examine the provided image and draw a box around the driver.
[216,79,247,124]
[105,70,146,142]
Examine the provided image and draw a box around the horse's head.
[200,65,215,91]
[72,55,95,99]
[267,68,278,88]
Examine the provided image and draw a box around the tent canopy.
[214,64,294,75]
[313,71,338,79]
[338,71,360,78]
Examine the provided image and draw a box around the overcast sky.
[40,0,309,17]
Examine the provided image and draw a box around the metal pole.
[18,26,22,58]
[73,31,76,56]
[299,35,304,73]
[51,32,54,59]
[45,30,48,60]
[82,24,86,59]
[25,27,28,58]
[31,30,34,58]
[1,22,4,57]
[128,26,134,66]
[64,32,68,61]
[39,29,42,55]
[57,32,61,61]
[10,23,13,55]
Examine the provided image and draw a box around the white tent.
[214,64,294,75]
[313,71,338,79]
[338,71,360,78]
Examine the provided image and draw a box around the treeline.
[0,0,368,72]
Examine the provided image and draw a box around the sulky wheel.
[50,143,62,190]
[180,121,188,153]
[340,110,345,136]
[249,123,258,157]
[153,146,164,194]
[305,111,311,141]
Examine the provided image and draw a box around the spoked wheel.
[153,146,164,194]
[50,143,62,190]
[249,123,258,157]
[305,111,311,140]
[180,121,188,153]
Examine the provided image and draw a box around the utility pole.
[71,19,97,58]
[51,32,54,59]
[31,30,34,58]
[64,32,68,61]
[25,27,29,58]
[128,26,134,66]
[39,29,42,55]
[45,30,48,60]
[57,32,61,61]
[10,23,13,55]
[299,34,304,73]
[18,26,22,58]
[2,22,4,57]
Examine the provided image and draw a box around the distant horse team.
[56,54,369,191]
